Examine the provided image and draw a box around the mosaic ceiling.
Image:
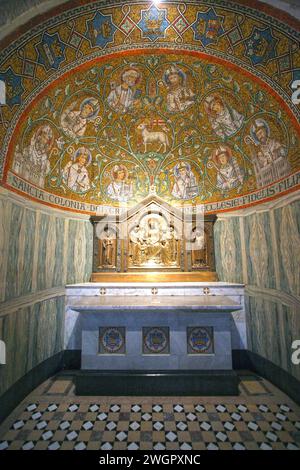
[0,0,299,214]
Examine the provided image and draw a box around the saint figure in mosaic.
[204,93,244,138]
[107,68,142,114]
[209,145,244,190]
[246,118,290,188]
[61,97,99,139]
[163,65,195,113]
[13,124,54,188]
[171,162,199,199]
[62,146,91,192]
[106,164,133,201]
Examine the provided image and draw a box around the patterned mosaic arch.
[0,0,299,214]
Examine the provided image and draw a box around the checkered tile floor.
[0,371,299,450]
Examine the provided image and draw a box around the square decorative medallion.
[143,327,170,355]
[187,327,214,354]
[99,327,126,354]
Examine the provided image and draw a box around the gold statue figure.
[191,228,208,268]
[129,215,179,267]
[100,229,116,267]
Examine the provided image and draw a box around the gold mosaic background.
[5,52,299,207]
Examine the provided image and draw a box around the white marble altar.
[64,282,246,371]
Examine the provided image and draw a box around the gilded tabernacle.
[90,197,216,277]
[129,215,179,267]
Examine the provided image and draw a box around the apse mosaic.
[0,0,300,213]
[5,52,300,209]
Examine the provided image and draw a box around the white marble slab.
[66,282,245,287]
[66,295,242,311]
[64,281,247,367]
[66,282,245,299]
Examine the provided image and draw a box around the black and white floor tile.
[0,372,299,451]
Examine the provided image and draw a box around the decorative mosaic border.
[4,161,300,215]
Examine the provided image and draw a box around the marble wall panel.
[275,200,300,297]
[214,218,243,284]
[0,296,65,397]
[36,213,49,291]
[67,219,93,285]
[244,212,276,290]
[22,209,36,296]
[0,199,12,301]
[215,201,300,383]
[246,296,300,382]
[5,203,24,300]
[246,296,282,369]
[67,220,77,285]
[53,217,65,287]
[84,220,93,281]
[1,197,93,297]
[280,304,300,382]
[0,195,93,398]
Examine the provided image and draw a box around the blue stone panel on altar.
[80,309,232,370]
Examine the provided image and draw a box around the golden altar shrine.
[90,196,217,282]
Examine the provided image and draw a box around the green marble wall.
[0,297,65,396]
[214,199,300,382]
[243,212,276,290]
[246,297,282,374]
[246,297,300,382]
[5,203,36,299]
[0,199,93,302]
[0,196,93,398]
[214,217,243,284]
[274,201,300,298]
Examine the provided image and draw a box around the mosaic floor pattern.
[0,371,299,451]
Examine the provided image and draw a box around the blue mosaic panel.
[245,27,278,66]
[143,327,170,355]
[187,327,214,355]
[86,11,117,48]
[36,32,66,71]
[192,8,224,47]
[99,327,126,354]
[138,5,169,41]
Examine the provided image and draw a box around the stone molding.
[0,286,65,317]
[245,284,300,309]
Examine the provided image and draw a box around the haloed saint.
[204,93,244,139]
[106,164,134,202]
[107,68,142,114]
[209,145,244,191]
[171,162,199,200]
[61,97,100,139]
[62,146,92,192]
[163,65,195,113]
